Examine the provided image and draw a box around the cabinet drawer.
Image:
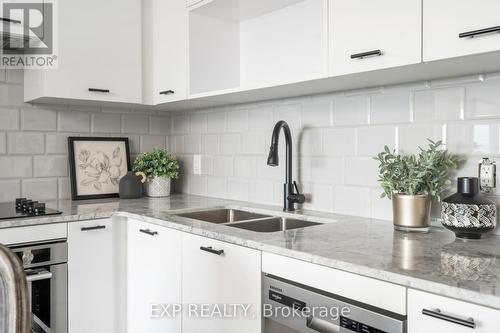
[424,0,500,61]
[0,223,67,245]
[408,289,500,333]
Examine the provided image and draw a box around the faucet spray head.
[267,144,279,166]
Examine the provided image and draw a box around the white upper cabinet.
[330,0,421,76]
[423,0,500,61]
[182,233,262,333]
[127,220,182,333]
[24,0,141,104]
[142,0,188,105]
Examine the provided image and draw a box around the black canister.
[119,171,146,199]
[441,177,497,239]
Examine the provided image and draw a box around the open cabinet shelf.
[188,0,328,96]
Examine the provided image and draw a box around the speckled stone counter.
[1,194,499,310]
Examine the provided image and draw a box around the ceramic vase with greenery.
[133,149,179,197]
[374,140,460,231]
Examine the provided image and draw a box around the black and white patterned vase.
[441,177,496,239]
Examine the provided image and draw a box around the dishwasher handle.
[306,316,340,333]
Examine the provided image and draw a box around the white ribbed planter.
[146,176,171,197]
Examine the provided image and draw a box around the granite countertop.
[1,194,499,310]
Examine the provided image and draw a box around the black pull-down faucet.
[267,120,305,211]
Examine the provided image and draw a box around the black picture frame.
[68,137,131,200]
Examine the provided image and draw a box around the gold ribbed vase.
[392,194,431,232]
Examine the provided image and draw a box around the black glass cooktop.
[0,199,62,221]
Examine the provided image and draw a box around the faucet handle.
[289,181,305,204]
[293,181,301,194]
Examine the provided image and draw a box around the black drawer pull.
[200,246,224,256]
[459,25,500,38]
[0,17,22,24]
[159,90,175,95]
[351,49,382,59]
[139,229,158,236]
[422,309,475,329]
[81,225,106,232]
[88,88,110,93]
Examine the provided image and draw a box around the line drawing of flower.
[77,146,123,191]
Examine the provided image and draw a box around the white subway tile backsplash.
[323,128,356,156]
[249,180,274,204]
[0,107,19,130]
[234,156,256,178]
[34,155,68,177]
[21,108,57,131]
[58,177,71,200]
[206,177,227,199]
[22,178,58,200]
[334,186,371,217]
[302,101,332,127]
[183,135,202,154]
[0,133,5,154]
[122,114,149,134]
[274,103,301,129]
[0,179,20,202]
[220,133,241,154]
[242,132,266,154]
[414,87,464,122]
[172,114,190,134]
[398,124,442,154]
[202,134,219,154]
[150,116,171,135]
[8,132,44,154]
[256,155,282,181]
[213,156,233,177]
[0,156,32,178]
[357,126,396,157]
[92,113,121,133]
[140,135,166,152]
[207,112,226,133]
[446,122,499,155]
[190,114,207,133]
[58,111,90,132]
[172,135,184,154]
[303,183,334,212]
[227,178,249,201]
[333,96,369,126]
[299,129,322,156]
[344,157,379,187]
[227,110,248,132]
[370,188,392,221]
[466,81,500,119]
[248,106,274,131]
[311,157,343,184]
[370,92,411,124]
[189,175,207,196]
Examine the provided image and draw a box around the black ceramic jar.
[441,177,497,239]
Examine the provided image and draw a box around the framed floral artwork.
[68,137,131,200]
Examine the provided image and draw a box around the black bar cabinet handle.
[459,25,500,38]
[422,309,476,329]
[0,17,22,24]
[200,246,224,256]
[139,229,158,236]
[350,49,382,59]
[81,225,106,231]
[88,88,110,93]
[159,90,175,95]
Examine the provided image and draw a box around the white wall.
[171,72,500,224]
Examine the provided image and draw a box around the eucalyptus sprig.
[374,140,460,200]
[133,148,179,179]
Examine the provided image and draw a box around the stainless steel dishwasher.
[263,274,406,333]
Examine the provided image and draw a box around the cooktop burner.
[0,198,62,221]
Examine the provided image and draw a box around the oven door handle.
[306,316,340,333]
[25,269,53,282]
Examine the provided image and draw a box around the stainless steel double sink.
[175,208,322,233]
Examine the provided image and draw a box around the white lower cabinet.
[68,219,126,333]
[408,289,500,333]
[127,219,182,333]
[182,233,262,333]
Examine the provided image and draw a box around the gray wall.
[0,70,171,202]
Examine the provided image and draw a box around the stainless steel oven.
[10,240,68,333]
[263,274,406,333]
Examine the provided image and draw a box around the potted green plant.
[133,148,179,197]
[374,140,460,232]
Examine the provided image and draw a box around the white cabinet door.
[182,233,261,333]
[330,0,421,76]
[127,219,182,333]
[68,219,125,333]
[24,0,141,103]
[142,0,187,104]
[423,0,500,61]
[408,289,500,333]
